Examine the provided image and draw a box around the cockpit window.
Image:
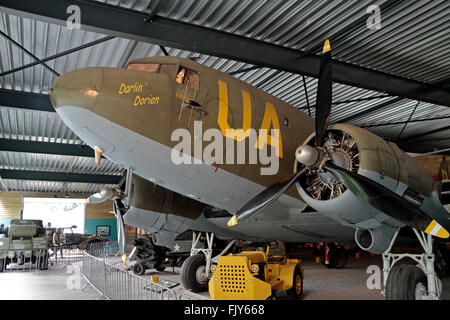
[127,63,160,73]
[159,64,177,76]
[126,63,177,78]
[176,66,199,90]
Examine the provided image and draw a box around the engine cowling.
[355,226,397,254]
[294,124,435,253]
[130,174,207,220]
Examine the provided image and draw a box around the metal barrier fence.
[177,291,210,300]
[0,248,49,272]
[49,241,119,266]
[0,241,118,272]
[82,253,178,300]
[1,240,203,301]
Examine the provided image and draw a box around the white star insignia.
[174,244,180,252]
[0,241,4,247]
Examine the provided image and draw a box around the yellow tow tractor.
[208,240,304,300]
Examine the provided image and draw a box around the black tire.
[0,259,4,273]
[286,268,303,299]
[385,264,406,300]
[133,262,146,275]
[386,264,427,300]
[181,254,208,293]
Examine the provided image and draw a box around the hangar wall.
[0,192,117,240]
[85,201,117,241]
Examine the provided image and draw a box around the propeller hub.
[295,145,319,167]
[317,150,352,185]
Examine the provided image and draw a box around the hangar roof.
[0,0,449,193]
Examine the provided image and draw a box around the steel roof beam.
[0,35,114,78]
[0,30,60,77]
[397,142,450,155]
[298,94,392,111]
[228,66,261,76]
[399,125,450,142]
[360,115,450,128]
[0,169,122,184]
[1,0,450,107]
[0,139,97,157]
[0,89,53,112]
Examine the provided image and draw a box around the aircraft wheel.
[286,268,303,299]
[386,264,427,300]
[133,262,146,275]
[181,254,208,293]
[0,259,4,272]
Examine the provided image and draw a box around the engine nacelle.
[130,174,207,220]
[294,124,434,251]
[354,225,397,254]
[295,123,434,201]
[123,175,209,248]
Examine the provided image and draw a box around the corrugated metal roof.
[0,106,80,143]
[0,11,131,92]
[0,152,123,175]
[0,0,449,192]
[105,0,449,83]
[1,179,117,194]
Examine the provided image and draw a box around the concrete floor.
[0,251,449,300]
[134,251,386,300]
[0,263,99,300]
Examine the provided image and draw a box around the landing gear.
[181,254,208,293]
[180,232,215,293]
[383,228,442,300]
[385,264,428,300]
[180,232,237,293]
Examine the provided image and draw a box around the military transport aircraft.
[50,41,450,299]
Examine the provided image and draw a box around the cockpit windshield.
[126,63,177,77]
[127,63,160,73]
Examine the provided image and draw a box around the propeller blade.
[114,199,126,255]
[228,167,308,227]
[315,40,332,147]
[323,161,449,238]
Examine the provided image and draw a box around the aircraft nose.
[50,68,104,111]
